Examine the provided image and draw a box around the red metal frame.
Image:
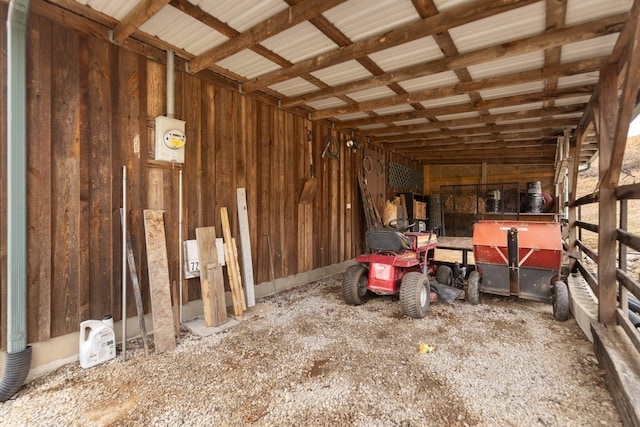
[356,231,438,295]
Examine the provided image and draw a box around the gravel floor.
[0,274,621,426]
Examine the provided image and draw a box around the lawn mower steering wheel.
[388,218,415,231]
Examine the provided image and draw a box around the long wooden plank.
[143,210,176,353]
[51,25,80,337]
[196,226,227,326]
[236,189,256,307]
[26,15,52,343]
[231,238,247,311]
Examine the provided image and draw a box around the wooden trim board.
[143,210,176,353]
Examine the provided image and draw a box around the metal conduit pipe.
[1,0,32,402]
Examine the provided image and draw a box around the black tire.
[467,271,480,305]
[400,272,430,319]
[436,265,453,286]
[342,265,369,305]
[553,281,570,321]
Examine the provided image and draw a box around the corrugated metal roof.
[435,111,480,121]
[140,6,224,55]
[78,0,138,21]
[557,72,599,89]
[218,50,281,80]
[311,61,373,87]
[368,36,444,72]
[66,0,635,165]
[448,2,546,54]
[489,102,544,115]
[420,94,471,109]
[467,51,545,80]
[335,112,371,121]
[561,34,619,63]
[398,70,460,93]
[479,81,545,101]
[347,86,397,103]
[306,97,348,111]
[392,118,431,126]
[432,0,477,13]
[565,0,632,25]
[261,21,337,63]
[554,96,591,107]
[323,0,420,42]
[373,105,417,115]
[193,0,289,32]
[268,78,320,97]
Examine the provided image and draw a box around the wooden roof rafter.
[241,0,540,93]
[188,0,347,73]
[312,57,608,120]
[111,0,170,44]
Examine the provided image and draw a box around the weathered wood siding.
[0,8,421,346]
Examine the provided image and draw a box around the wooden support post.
[597,64,619,325]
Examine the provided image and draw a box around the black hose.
[0,346,32,402]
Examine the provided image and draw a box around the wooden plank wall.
[427,164,556,196]
[0,9,421,346]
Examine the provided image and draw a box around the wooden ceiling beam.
[542,0,568,108]
[416,155,555,165]
[284,14,624,108]
[476,84,595,110]
[412,147,556,159]
[336,85,593,129]
[112,0,170,43]
[188,0,346,73]
[386,132,555,148]
[411,0,487,116]
[241,0,539,92]
[371,118,577,142]
[312,57,606,120]
[360,105,582,136]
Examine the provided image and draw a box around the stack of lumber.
[220,207,247,316]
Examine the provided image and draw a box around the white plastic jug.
[79,316,116,369]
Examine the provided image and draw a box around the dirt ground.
[0,274,621,426]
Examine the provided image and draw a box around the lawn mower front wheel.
[343,264,370,305]
[400,272,430,319]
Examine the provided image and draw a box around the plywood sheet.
[143,210,176,353]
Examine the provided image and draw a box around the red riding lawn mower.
[342,221,461,319]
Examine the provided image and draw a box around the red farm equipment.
[342,226,459,319]
[467,220,569,321]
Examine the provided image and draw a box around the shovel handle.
[307,130,314,177]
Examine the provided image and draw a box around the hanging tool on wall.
[321,134,339,160]
[299,128,317,204]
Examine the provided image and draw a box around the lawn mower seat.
[366,229,413,252]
